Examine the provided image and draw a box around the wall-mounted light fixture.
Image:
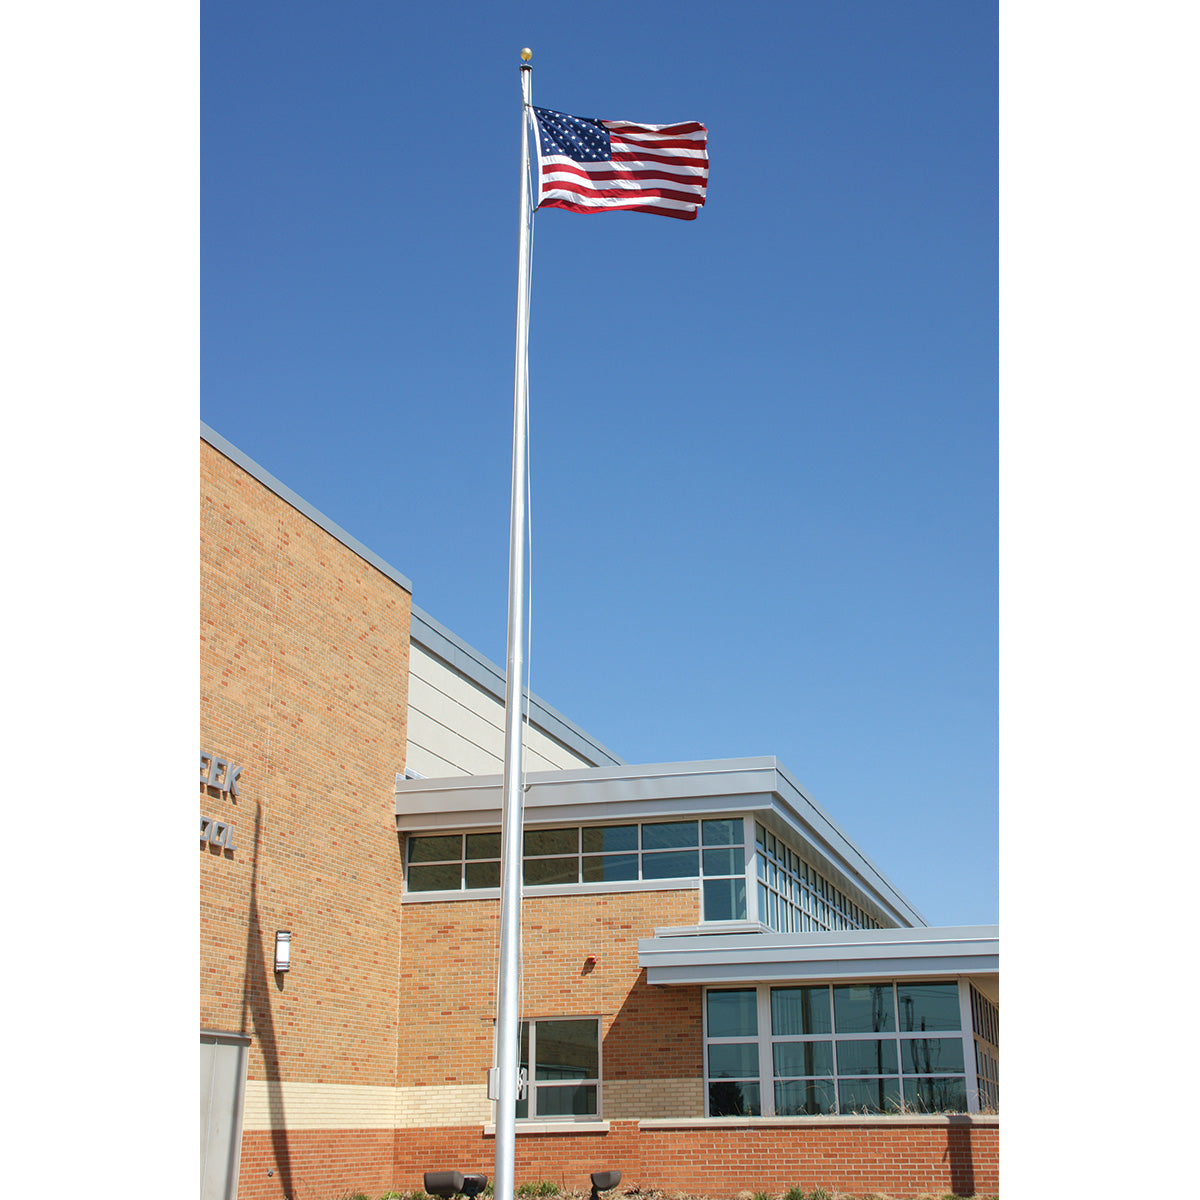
[274,930,292,972]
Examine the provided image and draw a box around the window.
[755,823,881,932]
[516,1018,601,1120]
[704,988,761,1116]
[705,981,977,1116]
[407,820,748,921]
[970,984,1000,1110]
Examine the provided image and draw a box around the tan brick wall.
[396,888,704,1096]
[200,437,411,1089]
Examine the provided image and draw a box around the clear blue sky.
[201,1,998,926]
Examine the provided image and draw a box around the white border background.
[6,1,1197,1190]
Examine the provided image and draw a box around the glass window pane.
[897,982,962,1032]
[641,821,698,850]
[582,853,638,882]
[708,1042,759,1079]
[534,1020,598,1079]
[773,985,828,1037]
[408,835,461,863]
[901,1037,965,1075]
[703,877,746,922]
[464,860,500,889]
[703,847,743,875]
[702,818,743,846]
[708,1080,760,1117]
[775,1078,836,1115]
[524,827,577,856]
[582,825,637,853]
[837,1076,902,1115]
[773,1040,834,1077]
[642,849,699,879]
[536,1083,597,1117]
[524,857,579,886]
[465,832,500,859]
[833,985,896,1033]
[706,989,758,1038]
[835,1039,898,1076]
[903,1076,967,1113]
[407,862,461,891]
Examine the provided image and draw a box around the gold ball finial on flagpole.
[520,48,532,61]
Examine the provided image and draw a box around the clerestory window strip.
[755,822,882,933]
[406,818,748,921]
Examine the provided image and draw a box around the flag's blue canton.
[534,108,611,163]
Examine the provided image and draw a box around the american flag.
[532,106,708,221]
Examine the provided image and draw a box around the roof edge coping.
[410,605,623,767]
[201,423,413,594]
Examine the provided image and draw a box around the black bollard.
[589,1170,622,1200]
[424,1172,466,1199]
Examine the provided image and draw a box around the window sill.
[637,1114,998,1129]
[483,1121,610,1136]
[404,880,699,903]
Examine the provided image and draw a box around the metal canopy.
[638,924,1000,987]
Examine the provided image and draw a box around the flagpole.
[493,47,535,1200]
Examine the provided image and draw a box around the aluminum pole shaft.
[493,56,534,1200]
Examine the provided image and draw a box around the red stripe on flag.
[542,179,706,207]
[542,162,706,189]
[538,196,700,220]
[603,120,706,136]
[610,136,707,154]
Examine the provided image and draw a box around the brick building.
[200,425,999,1200]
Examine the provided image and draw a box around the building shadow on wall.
[946,1120,975,1197]
[242,804,295,1198]
[605,969,702,1085]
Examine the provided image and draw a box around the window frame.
[405,819,886,933]
[703,980,984,1117]
[516,1015,603,1123]
[753,822,882,933]
[406,819,751,922]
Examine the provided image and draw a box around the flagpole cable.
[517,106,537,1094]
[521,182,536,1025]
[493,47,535,1200]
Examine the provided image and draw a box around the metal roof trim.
[637,924,999,985]
[409,605,623,768]
[395,757,928,926]
[201,423,414,594]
